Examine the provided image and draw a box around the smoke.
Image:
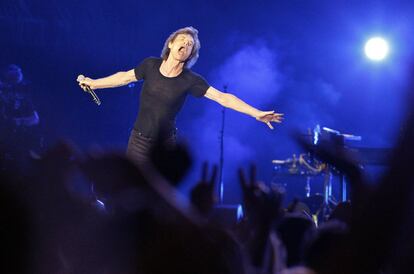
[183,40,283,202]
[210,40,283,106]
[282,78,342,130]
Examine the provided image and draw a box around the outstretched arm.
[204,86,283,129]
[77,69,137,90]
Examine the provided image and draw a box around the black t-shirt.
[133,57,209,138]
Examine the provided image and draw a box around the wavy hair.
[160,26,201,68]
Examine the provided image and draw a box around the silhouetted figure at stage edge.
[77,26,283,164]
[0,64,41,173]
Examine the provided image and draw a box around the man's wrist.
[88,79,98,89]
[252,110,261,119]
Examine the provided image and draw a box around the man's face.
[168,33,195,62]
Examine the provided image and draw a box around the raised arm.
[77,69,137,90]
[204,86,283,129]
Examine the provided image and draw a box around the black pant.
[126,129,176,165]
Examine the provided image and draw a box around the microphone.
[77,75,101,105]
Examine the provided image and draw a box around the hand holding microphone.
[77,75,101,105]
[77,74,93,89]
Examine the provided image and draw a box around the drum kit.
[271,125,363,222]
[271,152,336,222]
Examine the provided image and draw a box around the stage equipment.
[272,152,335,222]
[218,85,227,203]
[272,126,363,222]
[272,125,391,223]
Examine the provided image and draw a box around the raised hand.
[238,165,284,268]
[239,165,283,224]
[256,111,284,129]
[190,162,218,216]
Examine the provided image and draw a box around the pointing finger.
[266,122,274,129]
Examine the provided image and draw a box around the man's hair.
[160,26,201,69]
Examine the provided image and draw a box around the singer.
[77,26,283,164]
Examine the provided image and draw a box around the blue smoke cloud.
[210,40,283,106]
[182,41,284,202]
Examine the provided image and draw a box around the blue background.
[2,0,413,203]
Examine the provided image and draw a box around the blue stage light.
[364,37,390,61]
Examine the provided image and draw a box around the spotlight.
[364,37,390,61]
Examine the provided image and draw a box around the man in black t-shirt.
[77,26,283,164]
